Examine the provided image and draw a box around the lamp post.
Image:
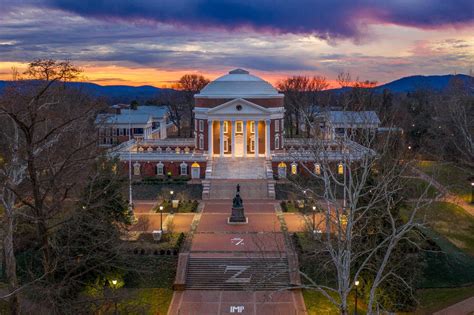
[159,206,164,232]
[170,190,174,214]
[471,182,474,204]
[312,206,316,232]
[354,280,360,315]
[111,279,118,315]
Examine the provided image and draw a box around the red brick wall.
[122,161,207,179]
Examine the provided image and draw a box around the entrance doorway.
[235,135,244,156]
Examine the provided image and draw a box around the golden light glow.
[338,162,344,175]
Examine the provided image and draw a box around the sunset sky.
[1,1,473,87]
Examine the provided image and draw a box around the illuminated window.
[338,162,344,175]
[314,163,321,175]
[236,121,243,133]
[275,134,280,149]
[133,162,141,176]
[250,121,255,134]
[224,121,228,133]
[291,162,297,175]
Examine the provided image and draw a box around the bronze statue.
[228,184,247,224]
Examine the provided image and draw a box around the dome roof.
[197,69,280,98]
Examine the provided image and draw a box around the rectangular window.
[236,121,243,133]
[250,121,255,134]
[224,121,228,133]
[275,120,280,132]
[199,135,204,149]
[199,120,204,132]
[133,128,144,134]
[180,164,188,175]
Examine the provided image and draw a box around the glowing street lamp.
[471,182,474,204]
[354,280,360,315]
[312,206,316,232]
[159,205,164,232]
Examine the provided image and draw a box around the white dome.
[197,69,280,98]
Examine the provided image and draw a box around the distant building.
[95,105,171,147]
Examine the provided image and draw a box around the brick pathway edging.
[275,204,302,288]
[173,202,203,290]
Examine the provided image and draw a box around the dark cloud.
[37,0,474,39]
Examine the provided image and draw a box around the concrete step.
[210,158,267,179]
[185,257,290,290]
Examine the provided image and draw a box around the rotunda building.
[194,69,285,158]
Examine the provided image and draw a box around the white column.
[219,120,224,157]
[231,120,236,158]
[265,119,271,158]
[243,120,247,157]
[207,119,213,157]
[254,120,259,157]
[160,119,167,139]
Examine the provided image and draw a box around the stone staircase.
[209,157,267,179]
[185,256,290,290]
[203,158,276,199]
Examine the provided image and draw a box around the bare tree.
[287,107,431,314]
[0,59,105,311]
[278,76,329,137]
[159,89,186,137]
[432,75,474,168]
[175,74,209,137]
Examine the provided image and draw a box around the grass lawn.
[415,286,474,314]
[408,201,474,256]
[303,289,365,315]
[403,177,439,199]
[417,160,473,202]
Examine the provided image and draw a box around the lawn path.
[433,295,474,315]
[411,167,474,216]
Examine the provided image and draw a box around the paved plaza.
[167,200,307,314]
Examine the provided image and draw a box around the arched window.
[314,163,321,175]
[278,162,287,178]
[133,162,141,176]
[156,162,164,176]
[275,134,280,149]
[180,162,188,176]
[291,162,297,175]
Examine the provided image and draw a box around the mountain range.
[0,74,471,103]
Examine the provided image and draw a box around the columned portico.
[243,120,247,157]
[219,120,224,157]
[208,119,213,156]
[231,120,236,158]
[254,120,259,157]
[265,119,270,159]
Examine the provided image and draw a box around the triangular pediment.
[208,98,271,115]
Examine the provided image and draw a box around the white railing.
[115,151,207,161]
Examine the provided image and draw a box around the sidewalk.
[434,296,474,315]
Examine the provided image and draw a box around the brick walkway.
[168,290,306,315]
[168,200,307,314]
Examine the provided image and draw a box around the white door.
[235,135,244,157]
[191,167,200,179]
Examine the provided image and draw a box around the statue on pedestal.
[228,184,248,224]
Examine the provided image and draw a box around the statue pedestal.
[227,206,248,225]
